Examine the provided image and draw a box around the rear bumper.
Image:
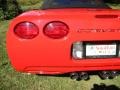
[24,65,120,75]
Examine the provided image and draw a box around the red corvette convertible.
[7,0,120,80]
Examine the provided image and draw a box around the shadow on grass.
[37,71,104,77]
[36,71,99,81]
[36,71,120,82]
[91,83,120,90]
[37,73,69,78]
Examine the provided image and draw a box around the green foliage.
[5,0,21,19]
[0,8,4,20]
[17,0,43,11]
[18,0,41,6]
[1,0,120,20]
[29,0,41,5]
[0,0,42,20]
[0,0,21,20]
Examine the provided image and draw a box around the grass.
[1,3,120,90]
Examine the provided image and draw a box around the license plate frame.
[84,41,119,59]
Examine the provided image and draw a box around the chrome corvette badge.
[77,29,120,33]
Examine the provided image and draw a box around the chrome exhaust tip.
[70,72,79,80]
[99,71,111,80]
[110,71,119,79]
[79,72,89,80]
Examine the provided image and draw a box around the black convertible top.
[41,0,109,9]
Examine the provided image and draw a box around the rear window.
[41,0,110,9]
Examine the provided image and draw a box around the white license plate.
[86,44,117,56]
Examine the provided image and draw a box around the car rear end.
[7,8,120,80]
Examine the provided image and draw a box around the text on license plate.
[86,44,117,56]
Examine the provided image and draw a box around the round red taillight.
[14,22,39,39]
[43,21,69,39]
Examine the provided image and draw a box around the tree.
[0,0,22,20]
[0,0,7,20]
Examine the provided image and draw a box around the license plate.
[86,44,117,57]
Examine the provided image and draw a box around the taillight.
[43,21,69,39]
[72,42,83,59]
[14,22,39,39]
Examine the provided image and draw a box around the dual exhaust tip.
[99,71,119,80]
[70,71,119,80]
[70,72,89,81]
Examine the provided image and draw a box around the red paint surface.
[7,8,120,74]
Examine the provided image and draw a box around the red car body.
[7,8,120,75]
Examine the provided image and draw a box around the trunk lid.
[39,8,120,30]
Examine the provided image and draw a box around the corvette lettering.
[77,29,120,33]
